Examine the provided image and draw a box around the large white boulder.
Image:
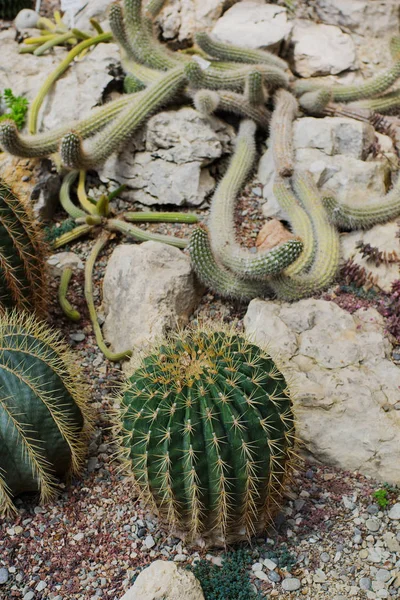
[244,299,400,483]
[120,561,205,600]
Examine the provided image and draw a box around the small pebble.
[360,577,371,590]
[320,552,330,563]
[366,518,381,532]
[388,503,400,520]
[282,577,301,591]
[0,568,9,584]
[268,571,281,583]
[144,535,155,549]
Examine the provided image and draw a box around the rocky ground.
[1,0,400,599]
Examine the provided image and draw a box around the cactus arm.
[145,0,168,18]
[0,95,134,159]
[58,268,81,322]
[60,66,186,169]
[273,176,315,275]
[194,32,288,71]
[192,89,271,129]
[294,60,400,103]
[186,61,289,92]
[29,33,112,134]
[349,89,400,114]
[298,89,332,115]
[188,226,270,300]
[270,89,298,177]
[106,219,188,248]
[123,211,199,223]
[109,2,134,60]
[77,170,97,215]
[59,171,87,219]
[208,119,303,280]
[245,70,266,105]
[270,171,340,300]
[322,174,400,229]
[52,224,93,249]
[122,59,164,85]
[34,32,75,56]
[84,231,133,362]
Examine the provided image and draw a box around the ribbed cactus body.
[0,313,92,515]
[118,329,295,542]
[0,0,32,19]
[0,180,47,315]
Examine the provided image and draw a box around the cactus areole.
[118,329,295,544]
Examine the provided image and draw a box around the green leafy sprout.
[0,89,29,130]
[373,488,389,509]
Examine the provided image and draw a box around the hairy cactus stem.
[60,66,187,169]
[145,0,168,18]
[270,171,340,300]
[123,211,199,223]
[189,226,270,300]
[298,89,332,116]
[245,70,267,106]
[194,31,288,71]
[106,218,188,248]
[58,268,81,322]
[192,89,271,130]
[29,32,113,134]
[0,94,135,159]
[208,119,303,280]
[349,89,400,115]
[270,89,298,178]
[84,231,133,362]
[60,171,86,219]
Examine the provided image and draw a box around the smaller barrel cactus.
[0,179,47,315]
[0,0,33,20]
[0,312,93,516]
[116,327,296,544]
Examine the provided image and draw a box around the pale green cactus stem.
[349,89,400,114]
[58,268,81,322]
[122,0,179,70]
[145,0,168,18]
[109,3,134,60]
[245,70,266,105]
[298,89,332,115]
[59,171,86,219]
[0,93,135,158]
[123,211,198,223]
[322,174,400,229]
[60,66,187,169]
[192,89,271,130]
[294,59,400,103]
[189,226,270,300]
[185,60,289,93]
[52,224,94,249]
[85,231,133,362]
[122,59,165,85]
[273,176,315,275]
[106,219,188,248]
[209,119,303,280]
[270,89,298,178]
[194,31,288,71]
[270,171,340,300]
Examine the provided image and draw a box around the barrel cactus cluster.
[116,328,295,543]
[0,312,92,516]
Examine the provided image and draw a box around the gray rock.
[47,252,84,277]
[291,20,356,77]
[14,9,39,29]
[366,518,380,533]
[320,553,330,563]
[156,0,236,43]
[263,558,278,570]
[281,577,301,591]
[102,242,202,372]
[120,561,205,600]
[254,570,268,581]
[144,535,155,549]
[388,503,400,520]
[99,108,233,206]
[360,577,371,590]
[0,568,9,585]
[23,593,35,600]
[74,0,111,30]
[244,299,400,484]
[212,2,292,50]
[268,571,281,583]
[382,532,400,553]
[313,569,327,583]
[375,569,391,583]
[315,0,400,36]
[35,581,47,592]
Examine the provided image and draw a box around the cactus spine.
[0,180,47,315]
[0,312,93,516]
[116,327,295,542]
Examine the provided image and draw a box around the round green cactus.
[0,312,93,516]
[0,0,33,20]
[0,179,47,316]
[117,328,295,544]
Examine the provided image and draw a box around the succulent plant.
[0,312,93,516]
[0,0,32,20]
[0,179,47,315]
[116,327,295,543]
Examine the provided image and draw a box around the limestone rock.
[341,221,400,292]
[315,0,400,36]
[291,20,357,77]
[0,29,120,131]
[99,108,234,206]
[120,560,205,600]
[74,0,111,31]
[14,9,39,29]
[212,2,293,50]
[244,298,400,483]
[102,242,202,372]
[157,0,236,43]
[256,219,296,251]
[47,252,84,278]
